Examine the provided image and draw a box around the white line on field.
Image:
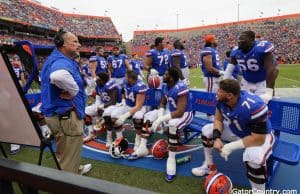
[281,76,300,83]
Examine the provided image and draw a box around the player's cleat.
[165,173,176,182]
[127,154,139,160]
[79,164,92,175]
[192,163,212,177]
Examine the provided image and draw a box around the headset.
[54,28,67,48]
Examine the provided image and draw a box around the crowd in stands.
[0,32,118,53]
[132,15,300,65]
[0,0,120,38]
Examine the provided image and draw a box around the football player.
[200,35,223,120]
[11,54,26,87]
[191,79,275,192]
[144,37,170,89]
[107,46,131,85]
[108,70,147,148]
[224,31,278,103]
[200,35,223,93]
[94,46,108,74]
[130,53,144,80]
[84,72,122,144]
[169,40,189,85]
[130,67,193,182]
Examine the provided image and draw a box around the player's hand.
[150,69,158,76]
[220,139,244,161]
[151,118,162,132]
[259,88,273,104]
[213,138,223,152]
[151,113,172,132]
[115,112,131,126]
[218,70,225,76]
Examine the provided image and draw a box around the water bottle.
[176,155,192,165]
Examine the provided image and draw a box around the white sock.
[166,151,176,175]
[138,138,148,150]
[135,134,141,145]
[116,130,123,138]
[204,147,213,165]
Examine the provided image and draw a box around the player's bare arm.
[203,55,220,74]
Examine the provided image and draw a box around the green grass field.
[2,64,300,194]
[188,64,300,89]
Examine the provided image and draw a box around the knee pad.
[103,116,112,131]
[201,135,213,148]
[168,125,179,146]
[141,120,152,137]
[201,124,214,138]
[245,162,267,184]
[133,118,143,130]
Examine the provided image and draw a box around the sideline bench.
[183,90,216,143]
[267,99,300,185]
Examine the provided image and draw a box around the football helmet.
[151,139,168,159]
[148,75,160,89]
[109,137,129,158]
[203,171,232,194]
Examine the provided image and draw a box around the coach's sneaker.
[10,144,20,155]
[79,164,92,175]
[191,163,211,176]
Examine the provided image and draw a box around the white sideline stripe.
[281,76,300,83]
[83,144,203,156]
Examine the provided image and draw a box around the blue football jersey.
[146,48,170,76]
[231,41,274,83]
[95,80,122,104]
[124,79,147,107]
[200,47,222,77]
[169,49,188,69]
[95,56,108,74]
[165,81,192,112]
[107,54,128,78]
[216,91,271,138]
[81,64,91,77]
[130,59,143,76]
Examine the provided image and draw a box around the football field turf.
[189,64,300,89]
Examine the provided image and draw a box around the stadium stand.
[0,0,121,58]
[132,14,300,65]
[0,0,120,38]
